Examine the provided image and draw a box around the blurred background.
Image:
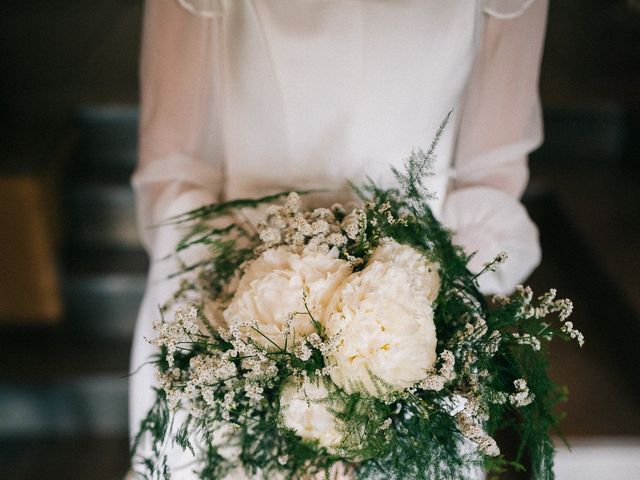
[0,1,639,478]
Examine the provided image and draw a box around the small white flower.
[311,219,330,235]
[420,376,446,392]
[307,333,323,349]
[304,236,331,255]
[516,285,534,303]
[265,205,283,217]
[492,294,510,305]
[259,227,282,246]
[292,214,314,237]
[245,383,264,402]
[180,307,200,335]
[294,339,313,361]
[420,350,456,392]
[341,212,363,240]
[495,251,508,263]
[326,232,347,247]
[312,207,334,220]
[150,307,204,367]
[438,350,456,381]
[483,251,508,272]
[512,333,541,351]
[458,317,488,344]
[380,418,393,430]
[285,192,302,214]
[478,437,501,457]
[509,378,534,407]
[464,395,489,422]
[378,202,391,213]
[561,320,584,347]
[455,413,500,457]
[291,231,306,246]
[385,211,396,224]
[344,254,364,267]
[485,330,502,355]
[222,391,236,410]
[555,299,574,321]
[488,391,509,405]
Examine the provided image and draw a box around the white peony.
[323,240,439,396]
[368,238,440,302]
[223,246,352,349]
[280,377,342,450]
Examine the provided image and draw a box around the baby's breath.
[133,127,578,480]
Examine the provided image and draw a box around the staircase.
[0,105,144,479]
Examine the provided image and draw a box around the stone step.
[63,246,148,276]
[534,104,629,165]
[60,246,147,340]
[62,271,146,340]
[0,329,130,383]
[0,435,129,480]
[64,181,140,250]
[0,329,131,437]
[70,105,139,181]
[0,375,128,437]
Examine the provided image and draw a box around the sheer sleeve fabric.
[443,0,548,294]
[129,2,225,463]
[133,0,224,259]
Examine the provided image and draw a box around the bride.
[129,0,547,477]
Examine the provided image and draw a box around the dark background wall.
[0,1,639,479]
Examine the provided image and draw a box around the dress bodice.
[219,1,480,212]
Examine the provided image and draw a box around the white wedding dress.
[129,0,548,477]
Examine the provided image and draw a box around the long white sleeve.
[129,2,225,465]
[132,0,224,259]
[443,0,548,294]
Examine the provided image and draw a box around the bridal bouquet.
[132,121,583,479]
